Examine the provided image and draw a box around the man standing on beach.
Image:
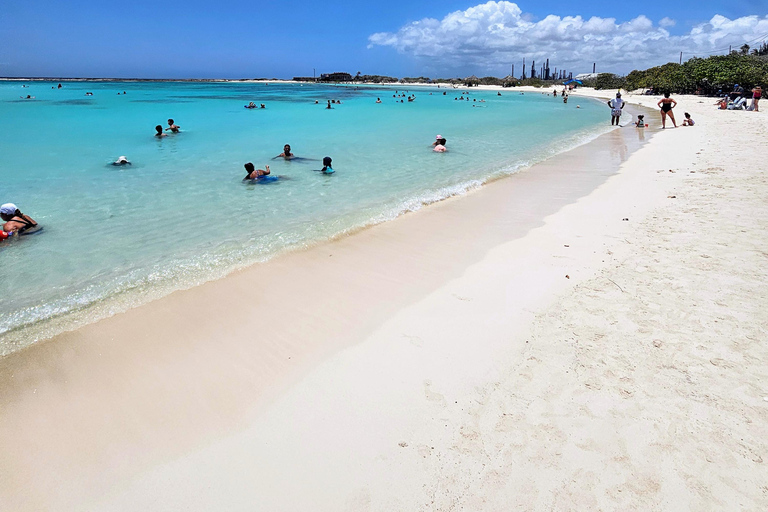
[607,92,624,126]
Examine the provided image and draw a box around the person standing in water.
[657,92,677,128]
[274,144,294,160]
[155,125,167,138]
[607,92,624,126]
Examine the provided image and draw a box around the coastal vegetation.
[590,53,768,95]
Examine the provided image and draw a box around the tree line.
[589,53,768,96]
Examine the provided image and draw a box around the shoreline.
[1,93,653,507]
[0,91,622,355]
[3,90,765,509]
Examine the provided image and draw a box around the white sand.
[1,89,766,510]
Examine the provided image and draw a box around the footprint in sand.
[424,380,447,405]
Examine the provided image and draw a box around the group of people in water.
[154,119,181,137]
[242,144,335,182]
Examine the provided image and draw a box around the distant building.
[574,73,598,81]
[319,72,353,82]
[293,76,318,82]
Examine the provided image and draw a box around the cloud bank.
[368,1,768,75]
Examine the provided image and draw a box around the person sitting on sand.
[112,156,131,166]
[657,92,677,128]
[635,115,645,127]
[1,203,38,234]
[155,125,167,138]
[243,162,270,180]
[165,119,180,133]
[607,92,624,126]
[682,112,695,126]
[275,144,294,159]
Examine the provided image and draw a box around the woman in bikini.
[751,86,762,112]
[657,92,677,129]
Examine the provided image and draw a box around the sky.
[1,0,766,79]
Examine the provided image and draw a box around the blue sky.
[1,0,766,78]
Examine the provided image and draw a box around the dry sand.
[1,89,766,510]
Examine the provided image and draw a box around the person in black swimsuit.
[657,92,677,128]
[1,203,38,234]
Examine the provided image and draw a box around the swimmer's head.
[284,144,291,153]
[115,156,129,164]
[244,162,255,174]
[323,156,332,167]
[155,125,163,134]
[436,134,442,140]
[168,119,174,125]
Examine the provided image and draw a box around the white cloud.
[659,17,676,28]
[368,1,768,75]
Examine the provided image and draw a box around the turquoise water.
[0,80,608,354]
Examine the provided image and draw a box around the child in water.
[635,114,646,127]
[243,162,270,180]
[321,156,334,174]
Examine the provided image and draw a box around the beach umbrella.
[563,79,583,85]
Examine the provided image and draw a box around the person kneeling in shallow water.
[243,162,270,180]
[1,203,38,234]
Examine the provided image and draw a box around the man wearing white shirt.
[607,92,625,126]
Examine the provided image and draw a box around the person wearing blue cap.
[730,84,744,101]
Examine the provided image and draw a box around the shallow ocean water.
[0,80,608,353]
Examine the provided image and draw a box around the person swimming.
[155,125,167,138]
[243,162,271,180]
[320,156,334,174]
[1,203,38,235]
[245,102,257,109]
[112,156,131,166]
[274,144,294,160]
[166,119,180,133]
